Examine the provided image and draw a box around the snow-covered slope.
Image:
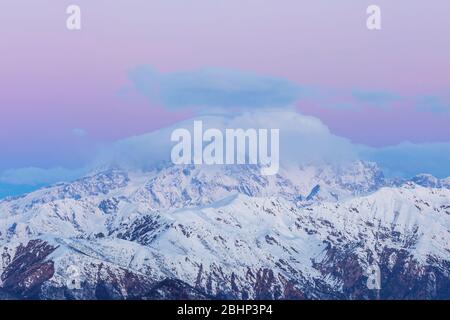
[0,162,449,299]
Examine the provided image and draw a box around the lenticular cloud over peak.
[2,1,450,302]
[128,66,301,111]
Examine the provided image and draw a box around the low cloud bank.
[1,110,450,197]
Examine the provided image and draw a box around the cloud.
[0,166,86,186]
[226,110,358,166]
[294,86,401,110]
[416,95,450,116]
[128,66,301,111]
[0,183,41,199]
[128,66,450,116]
[359,142,450,178]
[2,110,450,197]
[92,110,358,171]
[352,90,400,108]
[3,67,450,197]
[93,110,450,178]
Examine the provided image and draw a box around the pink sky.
[1,0,450,171]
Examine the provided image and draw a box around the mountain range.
[0,161,449,300]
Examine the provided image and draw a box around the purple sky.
[1,0,450,178]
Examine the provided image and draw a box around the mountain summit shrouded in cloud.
[1,139,450,299]
[2,70,450,198]
[1,67,450,197]
[1,107,450,199]
[1,0,450,301]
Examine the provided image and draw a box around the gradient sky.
[1,0,450,196]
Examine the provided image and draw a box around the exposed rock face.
[1,240,56,299]
[146,278,212,300]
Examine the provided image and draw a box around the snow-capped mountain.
[0,161,449,300]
